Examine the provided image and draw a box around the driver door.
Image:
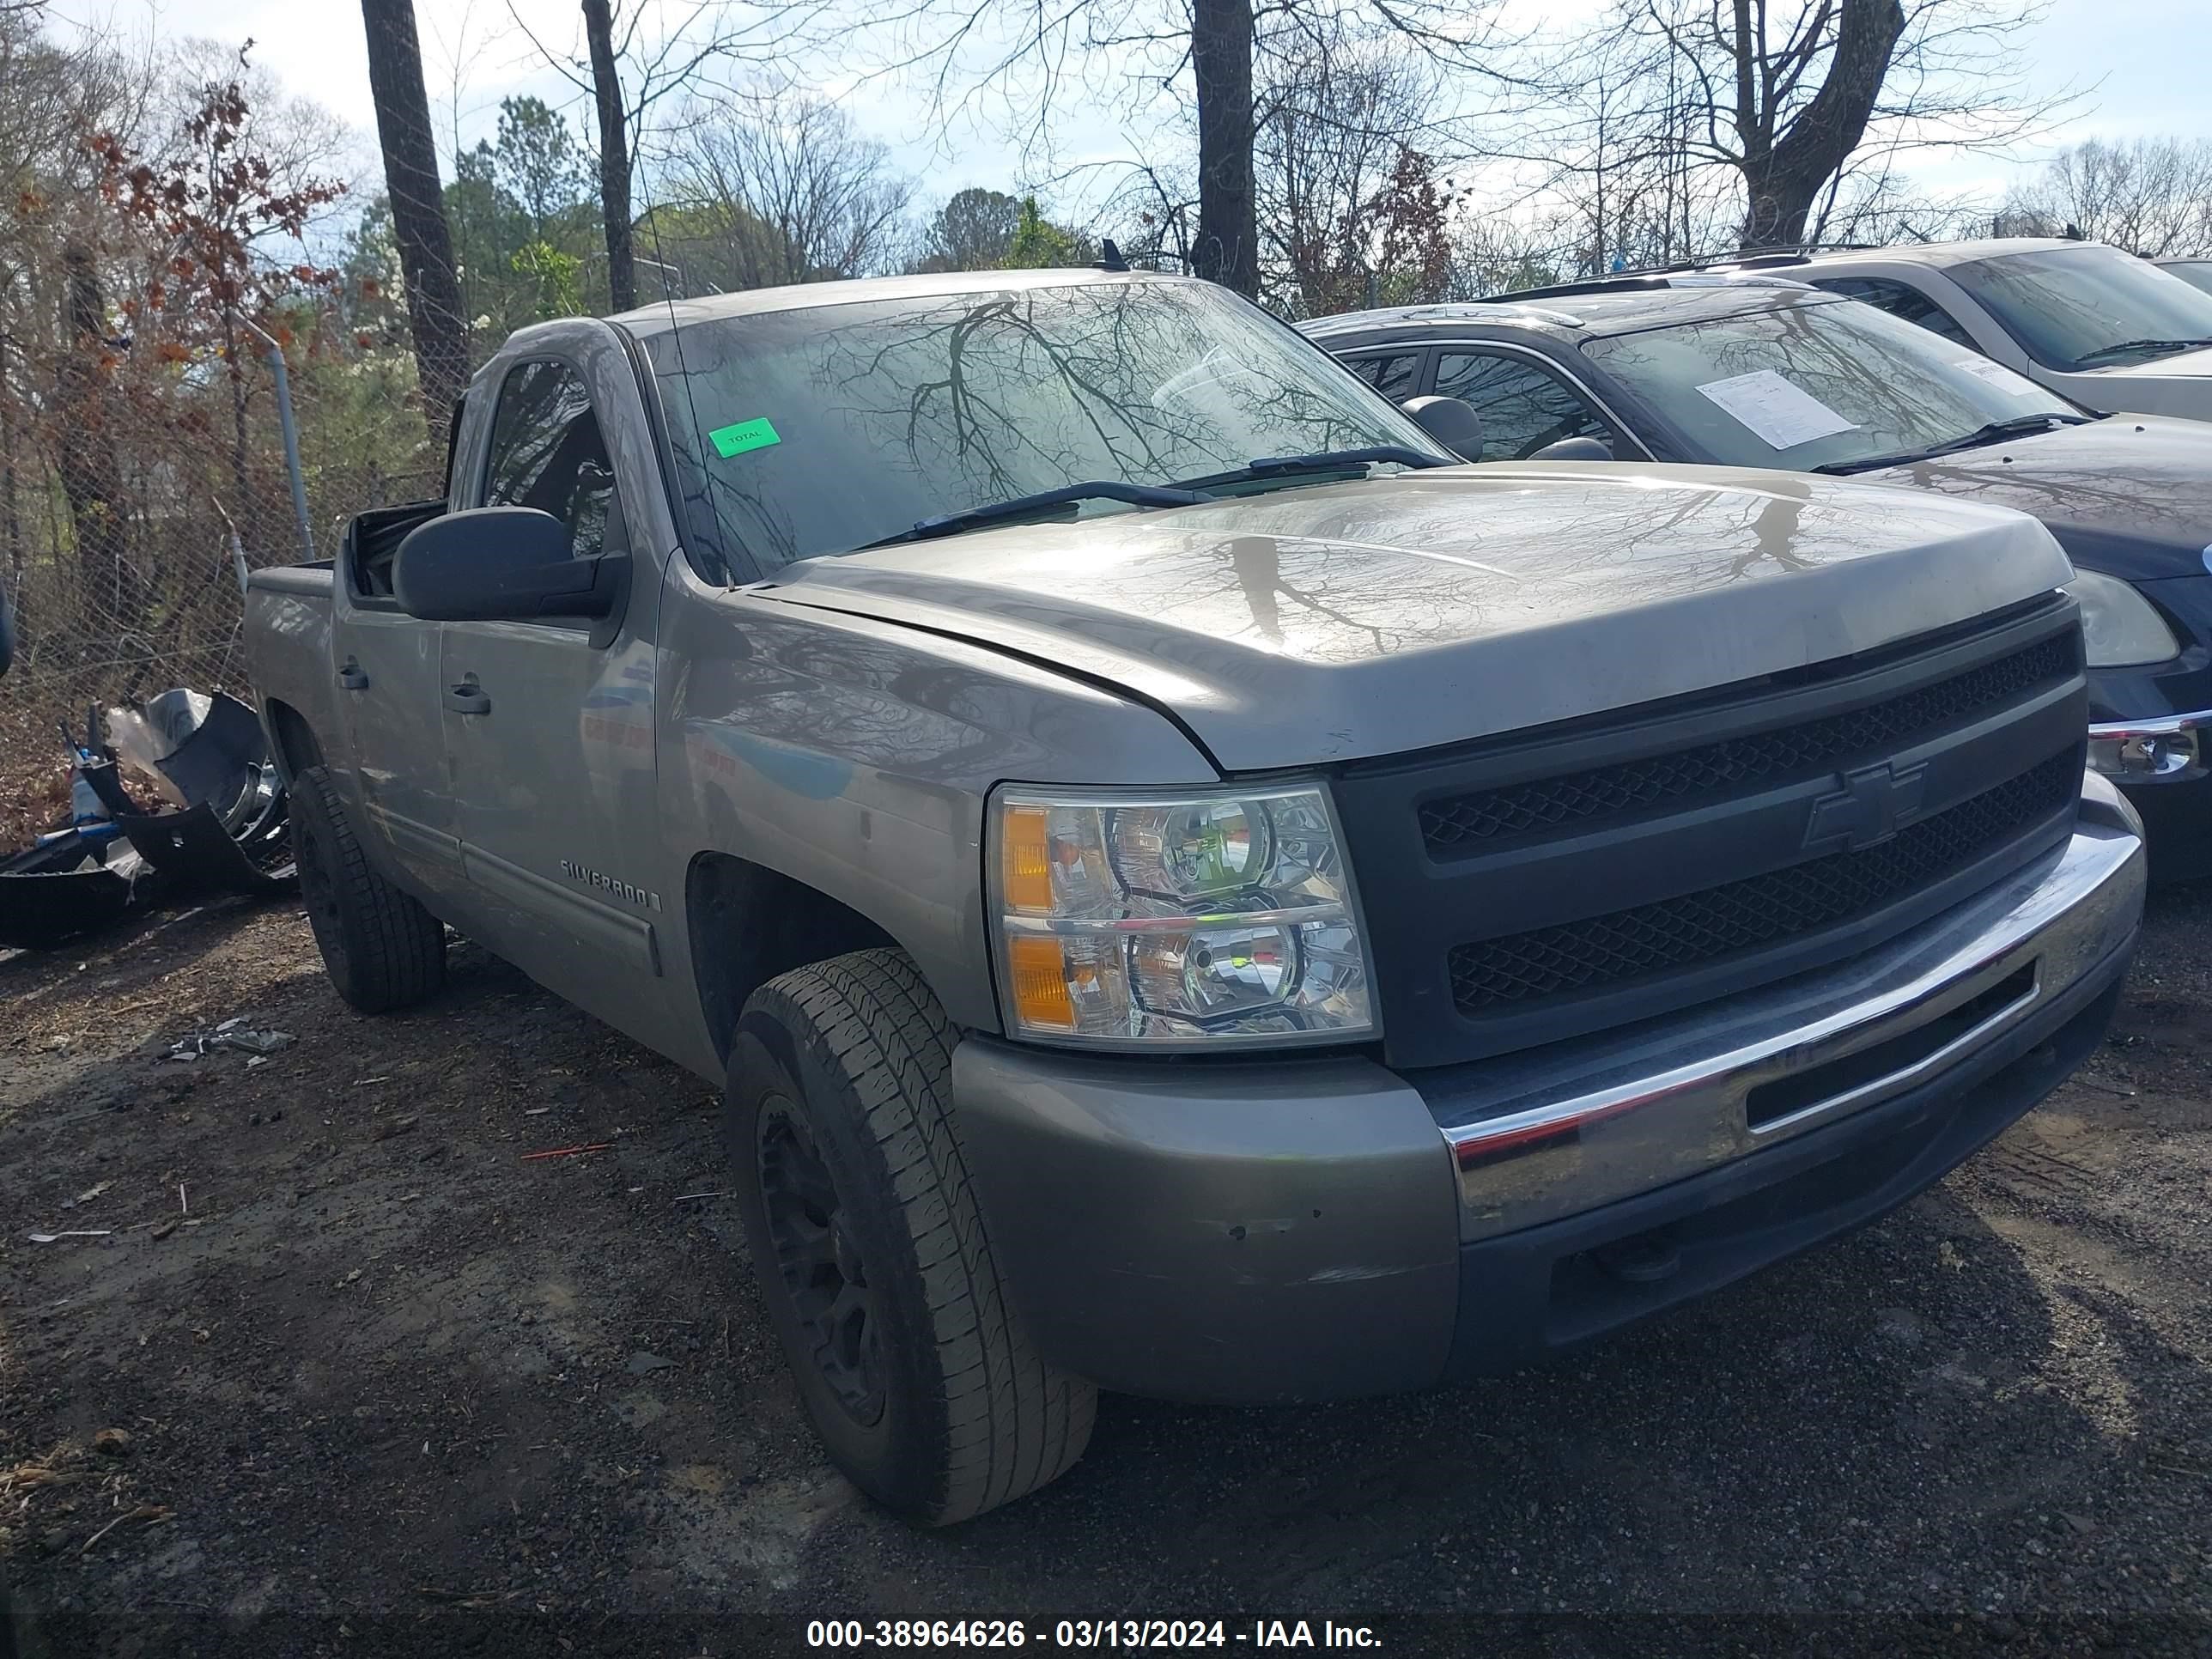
[438,349,675,1048]
[331,512,463,910]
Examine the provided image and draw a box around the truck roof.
[601,266,1196,340]
[1299,284,1841,345]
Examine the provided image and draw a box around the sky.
[41,0,2212,223]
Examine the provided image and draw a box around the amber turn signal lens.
[1001,803,1054,913]
[1007,934,1076,1030]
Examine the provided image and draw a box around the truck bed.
[242,563,338,774]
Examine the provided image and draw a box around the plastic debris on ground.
[167,1022,297,1062]
[1,690,295,951]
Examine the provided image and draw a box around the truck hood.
[1869,414,2212,583]
[2099,343,2212,380]
[2068,346,2212,419]
[757,463,2074,771]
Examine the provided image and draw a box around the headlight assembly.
[2068,570,2179,668]
[988,784,1375,1048]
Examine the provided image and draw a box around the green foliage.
[495,96,586,234]
[511,239,583,319]
[915,187,1022,271]
[1004,196,1090,269]
[440,98,602,343]
[634,200,789,295]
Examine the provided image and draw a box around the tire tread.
[293,765,445,1013]
[756,950,1094,1523]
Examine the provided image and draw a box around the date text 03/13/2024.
[804,1620,1383,1649]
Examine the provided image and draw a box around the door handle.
[445,681,490,716]
[337,659,369,690]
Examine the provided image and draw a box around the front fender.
[655,562,1218,1054]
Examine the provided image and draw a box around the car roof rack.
[1482,243,1892,303]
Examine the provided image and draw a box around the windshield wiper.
[1170,445,1450,492]
[860,480,1218,549]
[2073,337,2212,367]
[1810,413,2090,476]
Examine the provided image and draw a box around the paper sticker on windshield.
[708,417,781,459]
[1694,370,1856,450]
[1954,356,2042,397]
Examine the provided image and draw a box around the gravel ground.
[0,883,2207,1659]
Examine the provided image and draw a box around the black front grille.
[1421,631,2076,855]
[1447,749,2079,1015]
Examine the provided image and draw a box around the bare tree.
[506,0,829,311]
[1593,0,2069,251]
[875,0,1514,299]
[2002,137,2212,257]
[1191,0,1258,293]
[1524,31,1739,274]
[580,0,636,308]
[658,90,912,289]
[52,242,132,626]
[1248,21,1491,315]
[361,0,469,425]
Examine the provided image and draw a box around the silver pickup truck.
[246,268,2145,1525]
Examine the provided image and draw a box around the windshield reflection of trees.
[660,283,1391,571]
[1908,441,2210,544]
[1596,307,2032,466]
[945,471,1953,661]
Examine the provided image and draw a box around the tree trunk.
[361,0,470,434]
[1190,0,1258,297]
[1737,0,1907,248]
[582,0,636,313]
[54,245,137,635]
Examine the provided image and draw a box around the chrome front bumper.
[2088,707,2211,784]
[1425,772,2145,1242]
[951,773,2141,1402]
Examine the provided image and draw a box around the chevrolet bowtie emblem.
[1804,762,1928,853]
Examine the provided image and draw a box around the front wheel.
[726,950,1095,1525]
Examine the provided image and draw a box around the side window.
[1343,351,1425,402]
[483,361,623,559]
[1432,351,1613,462]
[1816,277,1974,348]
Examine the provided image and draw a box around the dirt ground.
[2,879,2209,1658]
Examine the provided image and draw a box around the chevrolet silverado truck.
[244,268,2147,1526]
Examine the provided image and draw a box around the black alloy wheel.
[757,1097,886,1425]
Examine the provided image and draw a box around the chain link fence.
[1,322,439,851]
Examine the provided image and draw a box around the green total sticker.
[708,417,781,458]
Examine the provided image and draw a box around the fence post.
[239,319,313,563]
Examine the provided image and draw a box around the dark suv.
[1304,280,2212,877]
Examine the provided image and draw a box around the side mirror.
[1400,395,1485,462]
[392,507,626,624]
[1528,435,1614,462]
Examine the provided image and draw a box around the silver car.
[1759,239,2212,422]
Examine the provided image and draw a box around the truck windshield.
[1580,298,2087,471]
[1947,244,2212,371]
[640,279,1444,577]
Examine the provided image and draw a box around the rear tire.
[726,949,1095,1525]
[289,764,446,1013]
